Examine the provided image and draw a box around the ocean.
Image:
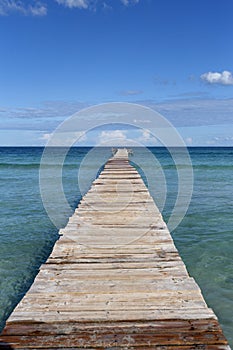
[0,146,232,346]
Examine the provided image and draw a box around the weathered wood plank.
[0,316,228,348]
[0,330,227,348]
[1,319,222,336]
[28,277,201,294]
[7,308,217,323]
[39,260,186,270]
[46,252,182,264]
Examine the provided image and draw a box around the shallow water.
[0,146,232,346]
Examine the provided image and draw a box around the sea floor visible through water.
[0,146,233,346]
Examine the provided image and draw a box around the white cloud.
[121,0,139,5]
[56,0,140,10]
[0,0,140,15]
[0,0,47,16]
[55,0,89,9]
[140,129,151,141]
[138,129,158,145]
[40,131,87,146]
[201,70,233,85]
[185,137,193,145]
[40,133,52,141]
[29,3,47,15]
[98,130,127,145]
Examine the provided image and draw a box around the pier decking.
[0,148,230,349]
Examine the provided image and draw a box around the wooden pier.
[0,148,230,349]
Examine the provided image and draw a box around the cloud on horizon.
[1,97,233,146]
[2,97,233,133]
[98,130,127,145]
[136,97,233,128]
[0,100,88,131]
[201,70,233,86]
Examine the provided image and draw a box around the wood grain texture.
[0,148,230,349]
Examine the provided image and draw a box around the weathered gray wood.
[0,147,230,349]
[6,308,217,323]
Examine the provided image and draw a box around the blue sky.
[0,0,233,146]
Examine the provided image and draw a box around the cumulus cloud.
[201,70,233,85]
[138,129,158,145]
[0,0,47,16]
[98,130,127,146]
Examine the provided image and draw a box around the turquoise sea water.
[0,146,232,346]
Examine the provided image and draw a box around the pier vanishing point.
[0,148,230,349]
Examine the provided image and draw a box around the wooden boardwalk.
[0,148,230,349]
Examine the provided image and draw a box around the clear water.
[0,146,232,346]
